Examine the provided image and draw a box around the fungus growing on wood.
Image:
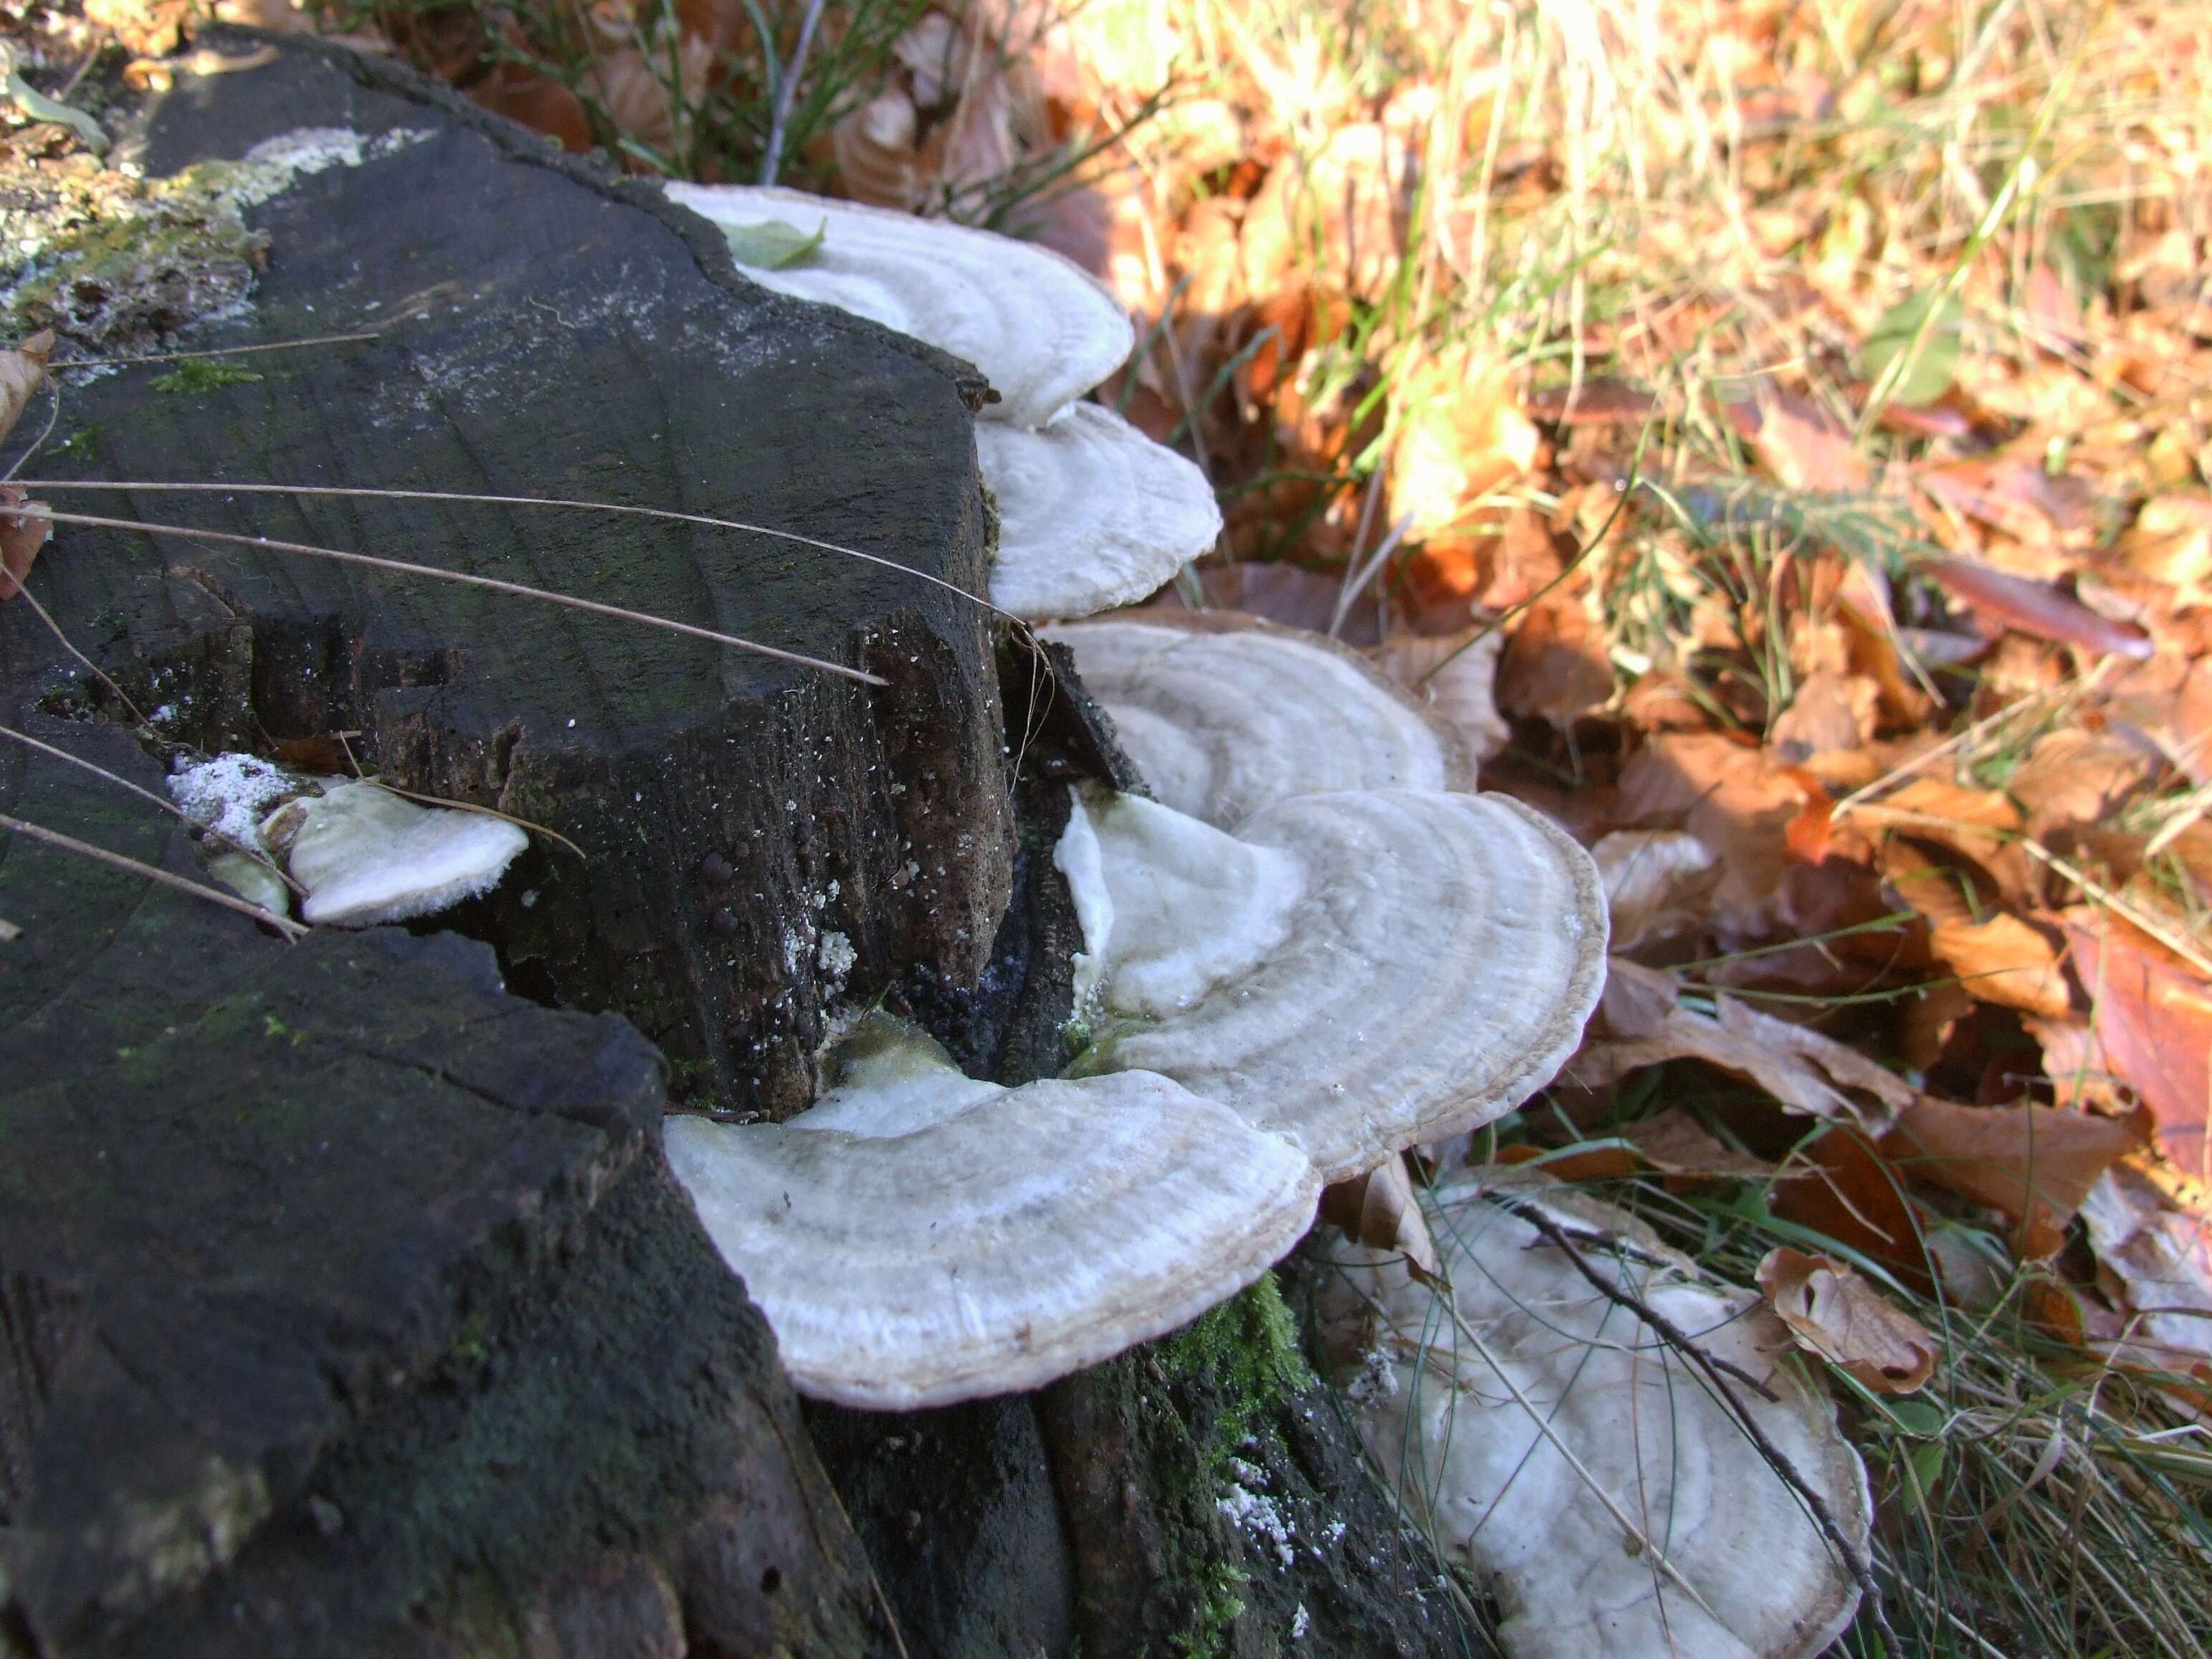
[1321,1174,1872,1659]
[1060,786,1607,1182]
[663,1018,1319,1409]
[262,780,528,928]
[1043,616,1473,822]
[664,183,1134,429]
[979,404,1221,619]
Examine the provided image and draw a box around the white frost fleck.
[168,752,297,848]
[1217,1482,1295,1569]
[1290,1605,1310,1641]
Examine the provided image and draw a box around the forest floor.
[6,0,2211,1649]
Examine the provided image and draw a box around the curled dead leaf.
[1,330,53,448]
[1,486,52,602]
[1497,596,1613,730]
[1319,1154,1440,1282]
[1570,964,1915,1132]
[1758,1246,1937,1394]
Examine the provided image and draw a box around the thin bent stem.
[5,575,149,723]
[16,477,1013,624]
[759,0,829,186]
[0,810,305,938]
[0,723,303,894]
[34,509,889,688]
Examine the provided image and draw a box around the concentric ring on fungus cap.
[664,183,1134,429]
[663,1022,1318,1410]
[1044,613,1476,824]
[979,404,1221,620]
[1064,786,1608,1183]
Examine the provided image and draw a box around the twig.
[34,510,888,688]
[0,810,304,938]
[1510,1201,1900,1651]
[16,478,1007,621]
[758,0,829,187]
[0,722,302,893]
[4,574,148,723]
[54,331,383,370]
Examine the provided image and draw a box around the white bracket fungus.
[1321,1175,1872,1659]
[664,1019,1318,1410]
[262,780,528,928]
[664,183,1134,429]
[1062,786,1607,1182]
[1044,616,1474,822]
[979,404,1222,619]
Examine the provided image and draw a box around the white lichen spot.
[816,929,856,986]
[1290,1605,1310,1641]
[168,752,297,848]
[1217,1482,1295,1569]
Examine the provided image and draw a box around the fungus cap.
[664,183,1133,428]
[1323,1174,1871,1659]
[979,404,1221,619]
[264,781,528,928]
[663,1022,1319,1410]
[1044,615,1474,822]
[1064,787,1607,1182]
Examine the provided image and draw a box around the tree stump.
[21,34,1008,1116]
[0,710,874,1658]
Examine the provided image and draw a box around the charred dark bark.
[16,34,1008,1118]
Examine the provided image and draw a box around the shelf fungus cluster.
[1320,1174,1874,1659]
[665,183,1219,619]
[665,1017,1318,1410]
[168,756,528,928]
[663,610,1607,1408]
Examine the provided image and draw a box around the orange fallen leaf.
[1757,1246,1937,1394]
[1721,387,1869,494]
[1617,732,1814,917]
[1497,596,1613,729]
[1373,627,1508,764]
[1884,1098,2144,1257]
[2064,912,2212,1184]
[1590,830,1722,954]
[1773,1128,1936,1293]
[1882,838,2072,1019]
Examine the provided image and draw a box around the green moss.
[1183,1562,1250,1659]
[1156,1271,1315,1473]
[152,357,265,394]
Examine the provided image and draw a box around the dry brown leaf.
[2120,495,2212,587]
[1757,1246,1937,1394]
[1770,669,1879,760]
[1621,1106,1774,1181]
[2005,726,2160,842]
[1,486,52,602]
[1589,830,1722,954]
[1617,732,1813,915]
[1722,388,1869,493]
[1319,1154,1440,1281]
[1882,838,2072,1019]
[2065,911,2212,1184]
[1497,596,1613,729]
[1388,343,1540,543]
[1371,628,1507,764]
[1920,556,2154,660]
[1916,457,2096,548]
[1774,1128,1937,1292]
[2080,1163,2212,1382]
[0,330,53,449]
[1570,966,1915,1133]
[1849,776,2026,883]
[1884,1098,2144,1257]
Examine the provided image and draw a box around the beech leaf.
[723,217,828,270]
[1863,290,1965,408]
[1758,1246,1937,1394]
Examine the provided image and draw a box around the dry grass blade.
[34,510,889,688]
[14,478,1011,621]
[0,810,305,938]
[0,723,303,893]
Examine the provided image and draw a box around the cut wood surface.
[0,712,872,1658]
[13,34,1011,1115]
